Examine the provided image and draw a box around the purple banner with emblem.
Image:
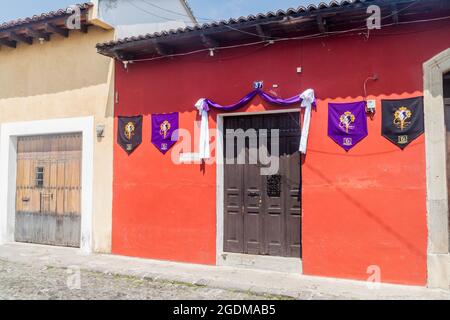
[328,101,368,151]
[151,112,179,154]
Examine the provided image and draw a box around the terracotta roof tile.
[96,0,371,49]
[0,2,92,31]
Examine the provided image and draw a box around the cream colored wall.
[0,27,115,253]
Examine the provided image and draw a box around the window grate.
[267,175,282,197]
[35,167,44,188]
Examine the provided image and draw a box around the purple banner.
[328,101,368,151]
[151,112,179,154]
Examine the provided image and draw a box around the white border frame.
[0,116,94,253]
[424,48,450,288]
[216,109,303,273]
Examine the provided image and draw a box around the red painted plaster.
[112,20,450,285]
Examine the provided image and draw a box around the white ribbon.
[195,99,211,159]
[299,89,315,154]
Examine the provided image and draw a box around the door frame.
[424,48,450,289]
[216,108,303,273]
[0,116,94,253]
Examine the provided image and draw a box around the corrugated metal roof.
[0,2,92,31]
[96,0,372,49]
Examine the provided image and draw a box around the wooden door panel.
[284,135,302,258]
[65,155,82,214]
[224,176,244,254]
[264,136,284,257]
[243,128,263,255]
[265,211,284,256]
[224,117,244,253]
[15,133,82,248]
[264,192,284,256]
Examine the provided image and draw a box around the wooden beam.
[7,32,33,45]
[255,24,271,40]
[112,50,135,61]
[0,38,17,48]
[391,4,399,24]
[316,15,327,34]
[152,40,173,56]
[44,23,69,38]
[26,28,50,41]
[200,34,218,48]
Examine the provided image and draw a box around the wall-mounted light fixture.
[366,99,376,114]
[122,60,134,70]
[96,124,105,138]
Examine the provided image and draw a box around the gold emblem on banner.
[339,111,356,133]
[398,135,408,144]
[124,122,136,140]
[160,120,171,139]
[393,107,412,131]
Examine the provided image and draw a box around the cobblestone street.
[0,259,289,300]
[0,244,448,300]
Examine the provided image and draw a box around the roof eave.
[0,3,111,50]
[96,0,450,60]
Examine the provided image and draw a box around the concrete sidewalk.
[0,243,448,300]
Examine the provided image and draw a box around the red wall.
[113,20,450,285]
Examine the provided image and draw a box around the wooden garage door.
[15,133,82,247]
[224,112,302,258]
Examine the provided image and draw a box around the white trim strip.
[0,116,94,253]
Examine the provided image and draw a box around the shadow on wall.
[114,21,450,118]
[305,162,425,259]
[0,27,113,99]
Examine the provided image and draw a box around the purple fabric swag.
[195,88,317,158]
[198,89,315,112]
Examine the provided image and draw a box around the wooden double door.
[15,133,82,247]
[223,112,302,258]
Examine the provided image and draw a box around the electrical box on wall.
[366,99,376,114]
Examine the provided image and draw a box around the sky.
[0,0,325,23]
